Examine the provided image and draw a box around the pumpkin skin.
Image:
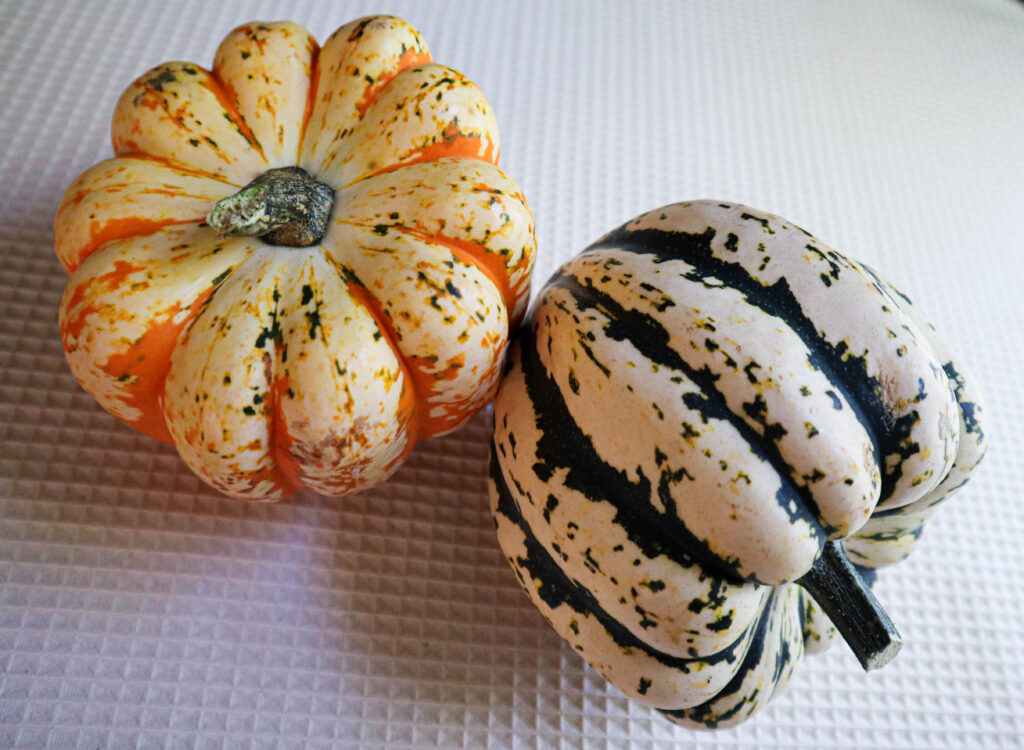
[489,201,986,728]
[55,17,535,500]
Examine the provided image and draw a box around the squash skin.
[55,17,535,499]
[489,201,985,728]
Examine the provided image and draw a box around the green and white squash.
[488,201,986,729]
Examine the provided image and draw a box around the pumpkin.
[489,201,986,728]
[55,16,535,500]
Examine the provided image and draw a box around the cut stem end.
[798,540,902,672]
[206,166,335,247]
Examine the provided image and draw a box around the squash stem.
[797,540,902,671]
[206,166,334,247]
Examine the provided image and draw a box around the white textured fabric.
[2,0,1023,747]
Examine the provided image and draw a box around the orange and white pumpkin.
[55,16,535,500]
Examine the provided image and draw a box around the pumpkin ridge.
[545,270,831,549]
[356,133,498,186]
[517,319,767,585]
[318,248,424,446]
[111,154,242,185]
[353,51,433,121]
[164,248,298,498]
[77,217,200,273]
[490,444,758,672]
[54,157,241,272]
[62,231,257,446]
[659,588,785,728]
[296,42,320,164]
[267,350,304,494]
[328,157,534,326]
[112,62,268,181]
[201,66,266,162]
[352,219,515,323]
[865,364,978,519]
[587,225,910,502]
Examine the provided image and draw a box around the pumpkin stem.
[206,166,334,247]
[797,540,902,671]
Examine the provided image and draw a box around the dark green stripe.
[518,323,757,583]
[490,442,754,671]
[549,271,828,541]
[589,225,913,503]
[660,590,779,728]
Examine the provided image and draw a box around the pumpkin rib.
[847,354,986,567]
[332,157,535,325]
[104,153,245,185]
[61,227,258,446]
[334,217,513,331]
[546,270,833,554]
[490,447,764,700]
[296,41,320,164]
[145,246,252,448]
[163,248,301,500]
[72,216,198,275]
[341,277,425,446]
[860,269,980,505]
[318,63,499,187]
[200,66,267,162]
[211,21,318,169]
[662,587,803,729]
[321,219,510,438]
[589,226,886,493]
[516,324,766,586]
[356,131,499,186]
[111,61,268,183]
[662,592,778,726]
[299,15,432,176]
[265,250,416,495]
[54,158,240,272]
[317,248,424,446]
[393,224,513,320]
[596,207,958,511]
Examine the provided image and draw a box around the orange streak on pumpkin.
[139,93,161,112]
[100,287,216,445]
[341,279,428,443]
[355,49,433,120]
[66,188,90,207]
[121,154,240,184]
[138,187,213,200]
[62,259,146,344]
[401,315,493,434]
[296,41,321,162]
[116,138,140,155]
[432,352,466,381]
[363,134,499,184]
[197,69,264,156]
[268,372,302,493]
[388,362,422,465]
[394,224,515,319]
[73,216,193,272]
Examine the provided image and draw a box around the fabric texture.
[1,1,1022,747]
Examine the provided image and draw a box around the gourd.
[55,16,535,500]
[489,201,986,728]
